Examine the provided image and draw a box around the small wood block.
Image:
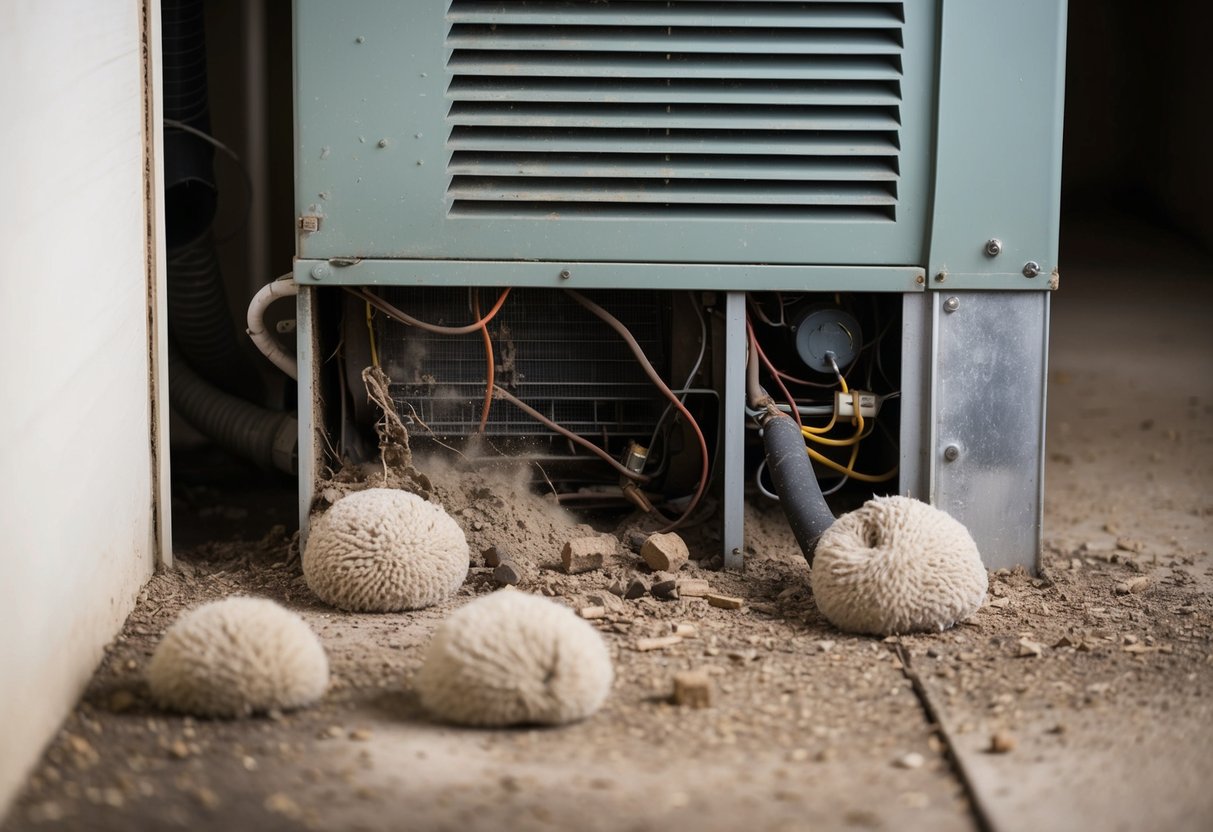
[676,579,711,598]
[562,536,611,574]
[707,593,743,610]
[635,635,683,652]
[672,670,712,709]
[640,532,690,572]
[579,606,606,620]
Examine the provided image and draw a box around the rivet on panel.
[943,444,960,462]
[559,270,571,280]
[984,238,1003,257]
[934,271,947,283]
[310,263,330,281]
[943,296,960,313]
[377,138,389,148]
[1022,261,1041,278]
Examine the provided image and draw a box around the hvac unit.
[291,0,1066,571]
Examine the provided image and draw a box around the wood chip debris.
[1016,637,1044,658]
[561,536,611,574]
[640,532,690,572]
[706,593,744,610]
[988,730,1017,754]
[675,579,711,598]
[634,635,683,652]
[672,670,712,709]
[1114,576,1153,595]
[579,606,606,620]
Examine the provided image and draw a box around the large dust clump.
[416,590,614,726]
[811,496,988,635]
[147,597,329,718]
[304,488,469,612]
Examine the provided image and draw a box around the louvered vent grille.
[444,1,905,221]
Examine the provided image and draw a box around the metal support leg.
[722,291,746,569]
[931,291,1049,573]
[297,286,316,548]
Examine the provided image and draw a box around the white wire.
[644,293,708,467]
[755,452,850,501]
[247,274,299,380]
[755,457,780,501]
[163,118,242,165]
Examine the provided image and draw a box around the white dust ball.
[147,597,328,718]
[416,590,613,727]
[811,496,988,636]
[303,488,469,612]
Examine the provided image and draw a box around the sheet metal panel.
[293,0,936,268]
[926,0,1067,290]
[932,292,1049,572]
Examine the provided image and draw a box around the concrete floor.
[2,213,1210,832]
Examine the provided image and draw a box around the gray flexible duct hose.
[167,237,264,401]
[762,411,836,565]
[169,349,297,475]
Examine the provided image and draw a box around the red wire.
[746,316,804,429]
[473,290,494,434]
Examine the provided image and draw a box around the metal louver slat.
[448,53,902,80]
[448,178,897,206]
[447,154,899,181]
[449,103,900,132]
[446,26,903,54]
[447,78,902,107]
[448,129,901,157]
[445,0,906,222]
[448,1,905,29]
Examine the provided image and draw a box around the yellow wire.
[802,410,837,435]
[366,302,380,368]
[803,423,876,447]
[804,364,850,434]
[799,390,896,482]
[805,444,898,483]
[802,389,862,445]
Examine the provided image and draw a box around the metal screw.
[943,296,960,313]
[943,444,960,462]
[559,269,571,280]
[934,271,947,283]
[1023,261,1041,278]
[915,274,926,285]
[377,138,389,148]
[355,36,365,44]
[985,238,1003,257]
[310,263,330,281]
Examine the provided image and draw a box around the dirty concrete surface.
[3,217,1211,832]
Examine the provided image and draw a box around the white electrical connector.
[835,390,880,419]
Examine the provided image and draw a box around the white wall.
[0,0,165,813]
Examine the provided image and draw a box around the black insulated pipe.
[169,350,297,475]
[762,411,837,565]
[162,0,218,248]
[167,236,264,401]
